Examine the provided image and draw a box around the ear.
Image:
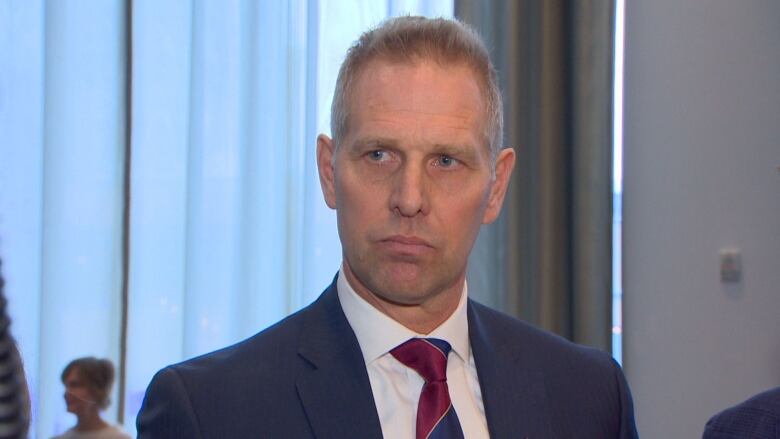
[317,134,338,209]
[482,147,516,224]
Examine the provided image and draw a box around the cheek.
[336,174,386,214]
[335,182,380,245]
[436,191,490,240]
[431,171,480,196]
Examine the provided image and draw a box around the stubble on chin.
[346,256,463,308]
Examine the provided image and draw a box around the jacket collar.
[295,279,384,439]
[294,279,554,439]
[469,300,553,438]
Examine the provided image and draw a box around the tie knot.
[390,338,451,383]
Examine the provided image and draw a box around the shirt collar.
[337,264,470,365]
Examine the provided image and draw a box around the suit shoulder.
[469,301,637,438]
[138,297,329,438]
[166,302,315,382]
[731,386,780,414]
[469,300,618,370]
[704,386,780,437]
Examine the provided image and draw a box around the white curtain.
[0,1,452,437]
[1,0,128,435]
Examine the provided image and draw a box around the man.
[702,386,780,438]
[138,16,638,438]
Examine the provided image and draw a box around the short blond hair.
[330,16,503,161]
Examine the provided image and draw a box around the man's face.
[317,59,514,318]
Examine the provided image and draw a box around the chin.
[372,275,439,304]
[384,262,426,282]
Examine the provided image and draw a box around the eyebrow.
[432,143,469,155]
[350,137,399,151]
[431,143,484,163]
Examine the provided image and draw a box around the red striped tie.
[391,338,465,439]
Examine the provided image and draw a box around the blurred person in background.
[53,357,129,439]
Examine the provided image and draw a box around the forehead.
[345,59,486,145]
[64,368,84,382]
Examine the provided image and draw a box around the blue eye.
[368,150,389,161]
[437,155,457,167]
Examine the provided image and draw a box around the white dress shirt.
[337,267,490,439]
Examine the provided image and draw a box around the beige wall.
[623,0,780,437]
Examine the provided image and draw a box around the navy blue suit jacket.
[703,386,780,439]
[137,279,638,438]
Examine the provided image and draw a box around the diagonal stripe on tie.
[391,338,465,439]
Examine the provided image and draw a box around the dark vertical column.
[117,0,133,425]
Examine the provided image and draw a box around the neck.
[76,411,108,432]
[342,263,463,334]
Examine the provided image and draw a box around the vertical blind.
[0,1,453,437]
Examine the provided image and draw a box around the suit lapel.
[293,282,555,438]
[468,301,554,438]
[295,281,384,439]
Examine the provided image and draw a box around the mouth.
[379,235,434,257]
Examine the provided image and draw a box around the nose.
[389,161,429,217]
